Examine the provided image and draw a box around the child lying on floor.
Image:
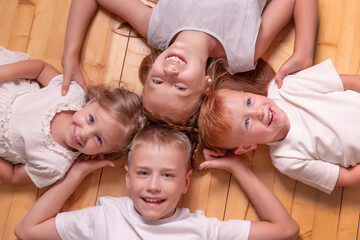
[199,59,360,194]
[15,125,298,239]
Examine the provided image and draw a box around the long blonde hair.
[87,86,147,152]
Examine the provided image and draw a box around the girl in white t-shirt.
[0,47,145,188]
[61,0,317,126]
[199,60,360,194]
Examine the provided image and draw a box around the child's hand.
[203,148,226,161]
[70,158,114,177]
[275,52,313,88]
[200,149,245,173]
[61,55,87,96]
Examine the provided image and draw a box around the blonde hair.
[128,124,192,171]
[87,86,147,152]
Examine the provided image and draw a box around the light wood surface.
[1,0,360,239]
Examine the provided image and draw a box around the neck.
[174,31,225,59]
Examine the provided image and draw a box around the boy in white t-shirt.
[199,59,360,194]
[15,125,298,240]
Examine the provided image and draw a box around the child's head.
[65,87,145,155]
[198,88,290,154]
[126,124,192,220]
[139,48,209,125]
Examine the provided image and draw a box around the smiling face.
[64,101,123,155]
[143,42,208,123]
[220,90,290,153]
[125,143,192,220]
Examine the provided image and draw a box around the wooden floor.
[1,0,360,239]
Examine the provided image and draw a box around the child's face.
[222,90,290,151]
[125,143,192,220]
[64,101,122,155]
[143,42,208,121]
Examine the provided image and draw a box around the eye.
[245,118,250,128]
[152,79,163,85]
[247,98,252,107]
[175,85,186,91]
[163,173,173,178]
[89,115,95,124]
[137,171,149,176]
[96,136,102,144]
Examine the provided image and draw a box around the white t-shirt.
[56,196,251,240]
[0,46,83,188]
[148,0,266,74]
[268,59,360,194]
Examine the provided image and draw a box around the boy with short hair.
[15,125,298,239]
[199,59,360,194]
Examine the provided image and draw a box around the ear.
[183,170,192,194]
[85,98,97,106]
[234,144,257,155]
[125,165,130,190]
[205,75,212,96]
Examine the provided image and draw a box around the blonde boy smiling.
[15,125,298,239]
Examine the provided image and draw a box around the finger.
[61,79,70,96]
[275,76,283,88]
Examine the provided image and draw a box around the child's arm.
[0,59,60,87]
[14,159,114,240]
[200,149,299,240]
[256,0,317,88]
[337,165,360,187]
[0,158,32,185]
[339,74,360,92]
[61,0,153,96]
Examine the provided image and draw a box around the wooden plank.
[0,185,15,240]
[97,157,129,198]
[2,185,38,240]
[120,29,150,94]
[0,0,19,47]
[311,188,342,240]
[291,183,318,239]
[337,188,360,240]
[7,0,36,52]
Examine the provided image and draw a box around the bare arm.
[61,0,152,95]
[256,0,317,87]
[0,59,60,87]
[339,74,360,92]
[15,159,114,240]
[0,158,32,185]
[337,165,360,187]
[200,149,299,240]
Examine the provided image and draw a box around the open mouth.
[166,54,186,64]
[71,127,82,146]
[142,198,165,205]
[268,108,274,126]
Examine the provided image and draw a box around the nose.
[147,175,161,193]
[251,107,264,121]
[79,126,93,142]
[164,63,179,76]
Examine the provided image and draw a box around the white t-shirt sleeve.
[24,162,65,188]
[206,217,251,240]
[55,206,103,240]
[281,59,343,93]
[272,157,340,194]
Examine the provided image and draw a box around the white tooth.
[166,55,185,64]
